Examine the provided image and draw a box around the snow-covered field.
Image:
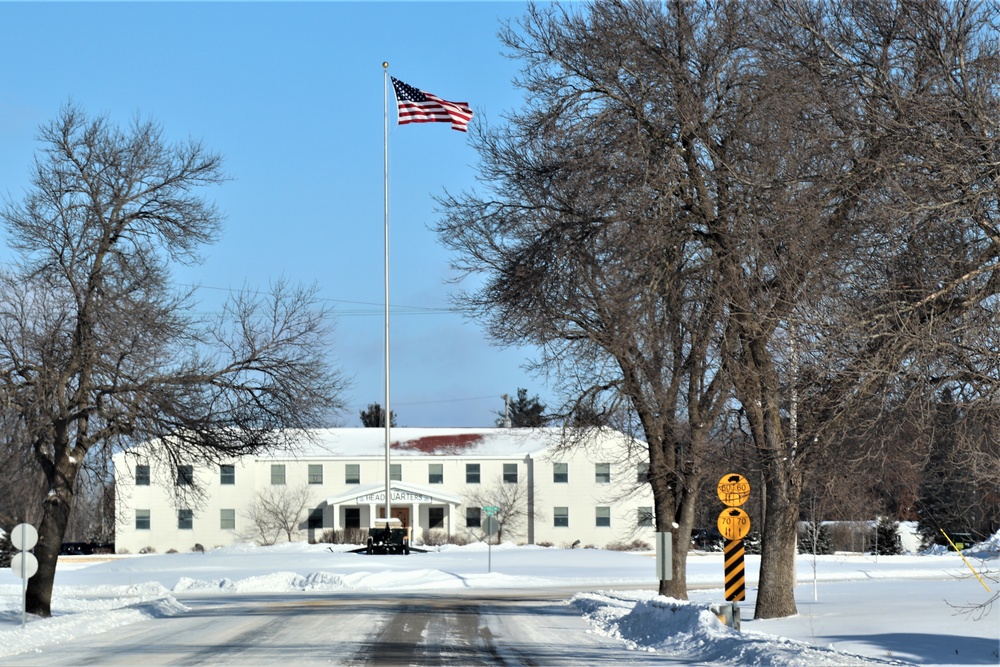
[0,536,997,666]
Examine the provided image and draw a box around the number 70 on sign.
[717,507,751,541]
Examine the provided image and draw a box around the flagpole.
[382,62,392,527]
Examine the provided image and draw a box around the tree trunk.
[650,463,684,599]
[728,330,803,619]
[657,522,692,598]
[651,460,700,599]
[659,478,699,599]
[25,474,75,617]
[754,469,801,619]
[660,536,688,598]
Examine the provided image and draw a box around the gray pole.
[382,62,392,526]
[20,523,27,627]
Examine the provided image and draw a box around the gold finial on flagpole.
[383,62,389,69]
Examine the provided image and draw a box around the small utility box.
[656,532,673,581]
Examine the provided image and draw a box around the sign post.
[483,506,499,573]
[716,474,750,629]
[11,523,38,627]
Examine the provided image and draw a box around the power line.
[391,395,498,407]
[172,282,465,317]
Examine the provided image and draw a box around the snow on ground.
[0,536,997,665]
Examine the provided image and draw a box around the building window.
[135,509,150,530]
[308,508,323,530]
[309,464,324,484]
[466,507,482,528]
[553,462,568,483]
[503,463,518,484]
[176,465,194,486]
[429,463,443,484]
[466,463,480,484]
[390,463,402,481]
[429,507,445,529]
[344,464,359,484]
[220,509,236,530]
[637,462,649,483]
[596,506,611,527]
[220,464,236,485]
[344,508,361,529]
[595,463,611,484]
[554,507,569,528]
[637,507,654,528]
[271,464,286,485]
[135,464,150,486]
[178,509,193,530]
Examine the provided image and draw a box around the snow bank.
[922,530,1000,559]
[573,591,907,666]
[965,529,1000,559]
[173,571,348,593]
[0,596,187,659]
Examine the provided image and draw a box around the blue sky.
[0,1,554,428]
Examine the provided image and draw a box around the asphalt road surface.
[11,589,675,666]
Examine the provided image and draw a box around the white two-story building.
[113,427,656,553]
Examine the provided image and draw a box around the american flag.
[391,77,473,132]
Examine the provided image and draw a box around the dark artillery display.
[366,518,411,555]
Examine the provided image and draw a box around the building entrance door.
[378,506,410,529]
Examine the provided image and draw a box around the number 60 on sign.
[716,473,751,507]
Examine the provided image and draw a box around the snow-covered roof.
[257,427,569,460]
[115,426,640,462]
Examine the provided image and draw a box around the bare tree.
[239,484,315,546]
[436,0,740,599]
[916,391,1000,546]
[437,0,1000,619]
[65,459,115,544]
[719,0,1000,618]
[465,476,533,543]
[0,417,47,531]
[0,105,348,616]
[950,571,999,621]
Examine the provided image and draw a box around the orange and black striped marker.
[724,539,746,601]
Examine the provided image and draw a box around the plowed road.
[14,589,673,666]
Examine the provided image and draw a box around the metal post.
[20,523,27,627]
[812,498,819,602]
[382,61,392,526]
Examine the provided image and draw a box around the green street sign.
[483,505,500,516]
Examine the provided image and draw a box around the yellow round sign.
[717,507,751,541]
[716,473,751,507]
